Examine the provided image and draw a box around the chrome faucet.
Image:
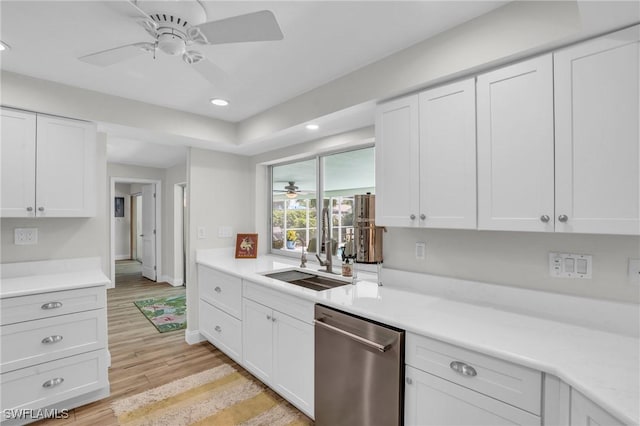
[316,207,335,274]
[299,239,307,268]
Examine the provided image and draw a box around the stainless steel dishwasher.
[314,304,405,426]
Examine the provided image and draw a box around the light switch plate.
[415,242,426,260]
[218,226,233,238]
[15,228,38,245]
[549,252,592,279]
[197,227,206,239]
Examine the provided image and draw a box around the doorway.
[110,177,162,287]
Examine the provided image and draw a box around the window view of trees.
[271,147,374,257]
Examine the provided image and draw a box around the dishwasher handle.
[314,319,391,352]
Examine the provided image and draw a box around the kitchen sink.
[264,270,350,291]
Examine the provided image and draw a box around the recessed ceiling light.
[210,98,229,107]
[305,123,319,131]
[0,41,11,52]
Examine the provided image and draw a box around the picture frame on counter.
[235,233,258,259]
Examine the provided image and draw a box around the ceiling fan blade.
[190,10,283,45]
[79,43,150,66]
[191,57,239,88]
[107,0,154,21]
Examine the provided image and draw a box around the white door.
[554,25,640,235]
[405,366,541,426]
[242,299,273,383]
[272,312,314,416]
[477,54,555,232]
[419,78,477,229]
[141,184,156,281]
[35,115,96,217]
[0,108,36,218]
[375,94,420,227]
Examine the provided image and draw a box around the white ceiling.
[0,0,507,167]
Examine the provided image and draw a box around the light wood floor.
[34,261,310,425]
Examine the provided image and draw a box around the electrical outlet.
[549,252,592,279]
[15,228,38,245]
[217,226,233,238]
[628,259,640,283]
[197,227,206,239]
[415,242,426,260]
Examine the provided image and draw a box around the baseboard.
[160,275,184,287]
[115,254,131,260]
[185,329,205,345]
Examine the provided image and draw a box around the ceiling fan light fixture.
[210,98,230,107]
[0,41,11,52]
[157,32,186,56]
[286,192,298,199]
[305,123,319,131]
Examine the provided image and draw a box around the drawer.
[199,300,241,363]
[406,333,542,415]
[0,350,109,413]
[1,309,107,373]
[1,286,105,325]
[198,266,242,319]
[243,280,314,324]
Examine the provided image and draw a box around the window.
[270,147,375,258]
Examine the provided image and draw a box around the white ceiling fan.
[78,0,284,86]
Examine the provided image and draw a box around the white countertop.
[0,257,110,298]
[196,249,639,425]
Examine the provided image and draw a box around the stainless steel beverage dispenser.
[353,193,384,264]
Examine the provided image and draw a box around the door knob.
[558,215,568,223]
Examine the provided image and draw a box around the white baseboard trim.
[160,275,184,287]
[185,329,205,345]
[115,254,131,260]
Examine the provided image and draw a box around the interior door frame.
[109,177,162,288]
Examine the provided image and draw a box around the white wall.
[186,147,252,333]
[113,182,131,260]
[1,133,110,274]
[164,162,187,285]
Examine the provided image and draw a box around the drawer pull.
[406,377,413,385]
[450,361,477,377]
[42,378,64,388]
[41,335,64,344]
[214,325,222,332]
[41,302,63,310]
[214,286,222,293]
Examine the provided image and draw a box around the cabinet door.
[242,298,273,383]
[554,25,640,235]
[0,108,36,218]
[35,114,96,217]
[272,311,314,417]
[570,390,624,426]
[477,55,554,232]
[419,79,477,229]
[375,95,420,227]
[405,366,541,426]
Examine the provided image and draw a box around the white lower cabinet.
[242,281,314,418]
[199,300,242,364]
[405,366,540,426]
[570,390,625,426]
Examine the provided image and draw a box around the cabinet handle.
[42,378,64,389]
[266,315,272,321]
[420,214,426,220]
[214,325,222,332]
[271,316,276,322]
[41,335,64,344]
[540,215,550,223]
[558,214,568,223]
[41,302,63,310]
[450,361,477,377]
[410,214,416,220]
[214,286,222,293]
[406,377,413,385]
[26,207,33,212]
[38,207,45,212]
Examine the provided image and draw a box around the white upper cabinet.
[554,25,640,235]
[375,78,476,229]
[375,95,420,227]
[1,108,36,217]
[1,108,97,218]
[419,78,477,229]
[477,54,555,232]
